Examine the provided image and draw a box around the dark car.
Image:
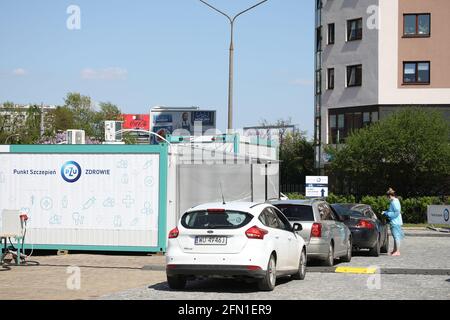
[331,204,389,256]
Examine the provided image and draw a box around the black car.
[331,204,389,256]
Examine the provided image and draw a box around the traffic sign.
[305,176,328,198]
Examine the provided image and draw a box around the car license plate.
[195,236,227,245]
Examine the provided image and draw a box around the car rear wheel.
[323,243,335,267]
[341,238,352,262]
[380,231,389,254]
[369,234,381,257]
[167,275,187,290]
[258,254,277,291]
[292,248,307,280]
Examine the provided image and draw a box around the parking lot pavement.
[102,233,450,300]
[0,254,166,300]
[330,235,450,270]
[1,232,449,300]
[100,274,450,300]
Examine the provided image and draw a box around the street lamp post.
[199,0,269,132]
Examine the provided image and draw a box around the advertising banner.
[0,154,160,231]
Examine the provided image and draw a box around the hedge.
[285,193,448,223]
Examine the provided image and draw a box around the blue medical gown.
[383,198,405,241]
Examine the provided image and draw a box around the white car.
[166,202,307,291]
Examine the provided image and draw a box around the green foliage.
[2,94,124,144]
[285,193,306,200]
[326,193,356,205]
[279,131,315,186]
[64,92,96,137]
[284,192,446,223]
[327,109,450,197]
[49,106,75,132]
[92,102,123,140]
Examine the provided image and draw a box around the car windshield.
[273,204,314,222]
[181,210,253,229]
[331,204,363,218]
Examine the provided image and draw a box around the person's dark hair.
[386,188,396,197]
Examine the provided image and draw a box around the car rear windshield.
[181,210,253,229]
[331,204,363,217]
[274,204,314,222]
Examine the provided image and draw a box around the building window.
[346,65,362,87]
[403,61,430,84]
[347,18,362,41]
[327,23,335,44]
[329,108,379,143]
[404,14,430,37]
[363,112,371,126]
[327,68,335,90]
[315,70,322,94]
[316,26,322,52]
[316,0,322,10]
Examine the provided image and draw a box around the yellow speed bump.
[335,266,378,274]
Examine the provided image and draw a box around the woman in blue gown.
[382,188,404,256]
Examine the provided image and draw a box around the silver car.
[270,199,352,266]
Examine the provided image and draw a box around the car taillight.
[311,223,322,238]
[168,227,179,239]
[245,226,268,240]
[246,266,262,271]
[207,208,226,213]
[357,220,375,229]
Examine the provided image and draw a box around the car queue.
[165,197,391,291]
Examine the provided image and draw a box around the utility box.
[104,121,123,142]
[66,130,86,145]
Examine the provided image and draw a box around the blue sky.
[0,0,314,136]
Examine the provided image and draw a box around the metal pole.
[199,0,269,132]
[40,102,44,137]
[228,21,234,132]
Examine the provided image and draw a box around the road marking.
[335,267,378,274]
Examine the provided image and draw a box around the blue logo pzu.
[61,161,82,183]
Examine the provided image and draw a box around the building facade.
[314,0,450,169]
[0,103,55,133]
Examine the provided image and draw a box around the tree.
[92,102,123,140]
[279,131,315,187]
[259,118,295,146]
[327,109,450,197]
[20,104,42,144]
[64,92,96,137]
[48,106,75,132]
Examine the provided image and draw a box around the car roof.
[269,199,324,206]
[187,201,267,212]
[332,203,370,210]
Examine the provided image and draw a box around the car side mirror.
[293,223,303,232]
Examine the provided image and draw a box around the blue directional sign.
[305,176,329,198]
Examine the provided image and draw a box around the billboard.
[122,114,150,131]
[0,154,159,233]
[150,108,216,143]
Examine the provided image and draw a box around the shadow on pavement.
[149,277,292,294]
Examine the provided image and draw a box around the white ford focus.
[166,202,307,291]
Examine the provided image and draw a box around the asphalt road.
[101,234,450,300]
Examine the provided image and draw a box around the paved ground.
[0,254,166,300]
[101,234,450,300]
[1,229,449,300]
[101,274,450,300]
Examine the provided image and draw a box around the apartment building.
[314,0,450,169]
[0,103,55,132]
